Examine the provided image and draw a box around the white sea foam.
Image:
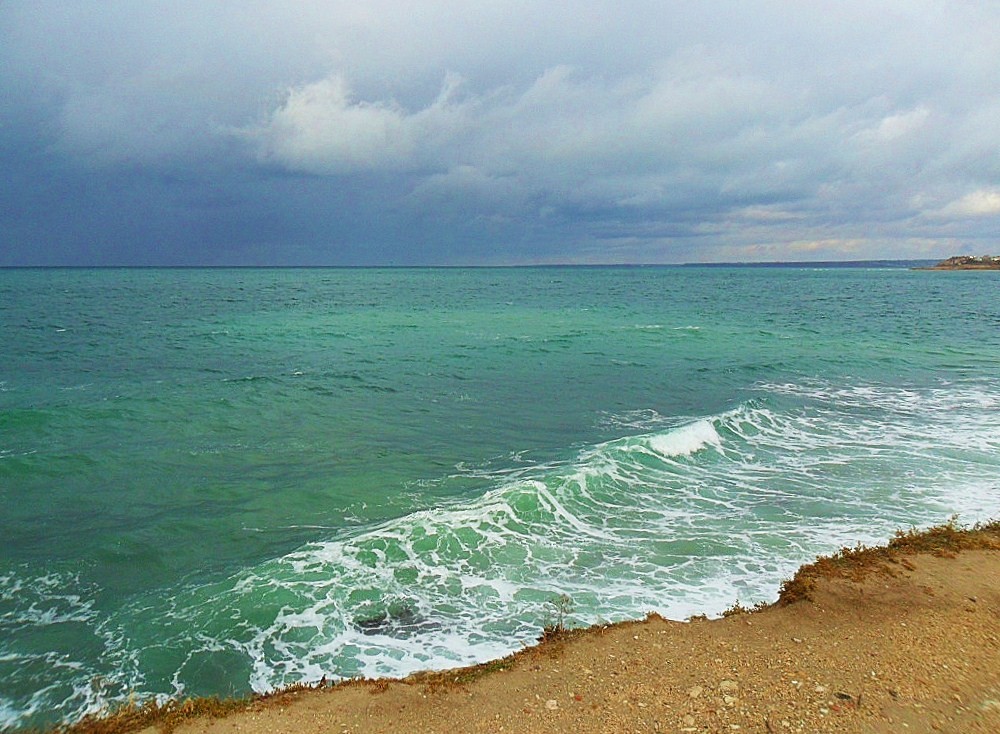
[0,569,133,732]
[646,420,721,457]
[597,408,670,431]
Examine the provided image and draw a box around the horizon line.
[0,258,939,270]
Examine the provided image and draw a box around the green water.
[1,265,998,729]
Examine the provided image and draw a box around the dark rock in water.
[353,601,440,637]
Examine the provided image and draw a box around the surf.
[67,381,997,715]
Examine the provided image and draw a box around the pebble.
[688,685,704,699]
[682,714,696,726]
[724,695,738,707]
[720,679,739,692]
[545,699,559,711]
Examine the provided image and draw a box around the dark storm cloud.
[2,1,998,264]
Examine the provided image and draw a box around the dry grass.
[49,679,370,734]
[776,517,1000,606]
[49,694,254,734]
[408,618,613,695]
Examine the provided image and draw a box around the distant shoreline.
[913,255,1000,271]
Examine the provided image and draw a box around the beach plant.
[721,600,752,617]
[541,593,574,639]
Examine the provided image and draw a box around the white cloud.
[855,106,931,143]
[250,76,417,173]
[248,60,792,197]
[735,206,804,222]
[936,189,1000,217]
[245,72,482,174]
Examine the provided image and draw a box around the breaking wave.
[4,377,999,730]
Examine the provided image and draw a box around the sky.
[2,1,999,266]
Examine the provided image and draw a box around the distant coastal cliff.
[915,255,1000,270]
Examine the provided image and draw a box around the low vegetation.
[776,517,1000,605]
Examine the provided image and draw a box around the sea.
[1,264,998,730]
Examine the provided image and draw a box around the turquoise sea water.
[1,265,998,730]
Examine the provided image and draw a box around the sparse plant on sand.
[542,593,574,639]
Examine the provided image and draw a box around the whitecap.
[646,420,722,457]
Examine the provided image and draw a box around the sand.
[74,526,1000,734]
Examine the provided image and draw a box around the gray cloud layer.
[2,1,998,264]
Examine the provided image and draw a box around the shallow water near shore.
[2,265,999,730]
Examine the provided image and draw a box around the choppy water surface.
[1,266,998,729]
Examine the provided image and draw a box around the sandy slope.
[135,543,1000,734]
